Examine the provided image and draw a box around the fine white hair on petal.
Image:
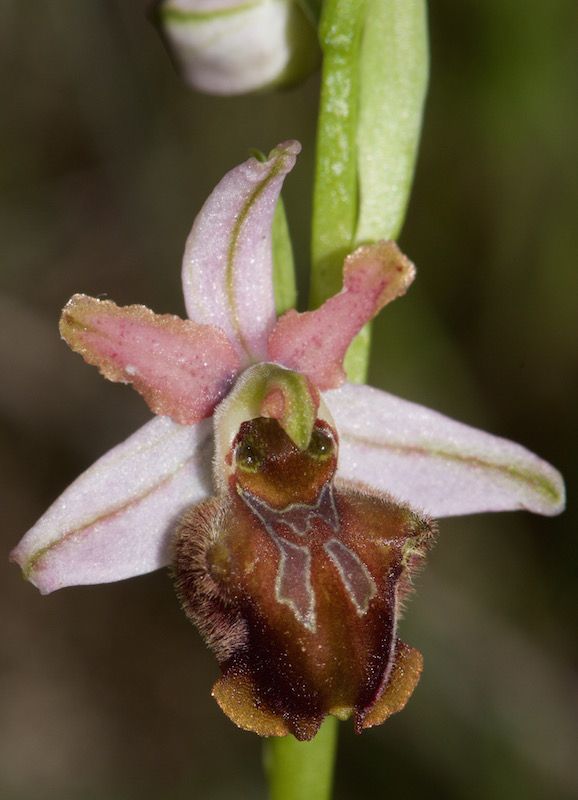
[181,140,301,363]
[11,416,213,593]
[325,383,565,518]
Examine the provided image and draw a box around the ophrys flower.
[11,141,564,739]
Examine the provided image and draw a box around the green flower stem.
[264,717,338,800]
[310,0,366,308]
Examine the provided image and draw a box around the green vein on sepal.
[345,433,565,511]
[226,148,287,359]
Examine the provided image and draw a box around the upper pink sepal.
[268,241,415,390]
[10,416,212,594]
[181,140,301,363]
[325,383,565,518]
[60,294,240,425]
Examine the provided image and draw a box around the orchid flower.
[11,141,564,741]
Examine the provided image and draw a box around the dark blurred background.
[2,2,576,798]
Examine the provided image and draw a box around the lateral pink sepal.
[60,294,241,425]
[10,416,213,593]
[182,140,301,362]
[268,241,415,389]
[325,383,565,518]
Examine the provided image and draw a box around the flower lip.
[174,433,435,740]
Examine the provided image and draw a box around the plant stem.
[310,0,366,308]
[264,717,338,800]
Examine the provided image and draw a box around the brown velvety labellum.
[173,417,435,740]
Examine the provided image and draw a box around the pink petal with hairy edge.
[10,416,213,593]
[181,140,301,362]
[325,383,565,517]
[268,241,415,390]
[60,294,241,425]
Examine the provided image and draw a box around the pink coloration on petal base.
[268,241,415,389]
[60,294,241,425]
[182,140,301,363]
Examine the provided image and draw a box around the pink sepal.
[10,416,212,593]
[182,140,301,362]
[268,242,414,389]
[60,294,240,425]
[326,383,565,517]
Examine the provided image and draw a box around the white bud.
[158,0,320,95]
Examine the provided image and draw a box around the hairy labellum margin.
[173,415,435,740]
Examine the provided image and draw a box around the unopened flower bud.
[157,0,321,95]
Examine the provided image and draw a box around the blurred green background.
[1,1,576,798]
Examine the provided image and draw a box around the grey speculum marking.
[240,481,339,539]
[240,483,376,630]
[324,538,377,615]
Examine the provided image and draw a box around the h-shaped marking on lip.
[239,483,339,632]
[324,538,377,616]
[239,484,377,631]
[239,482,340,540]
